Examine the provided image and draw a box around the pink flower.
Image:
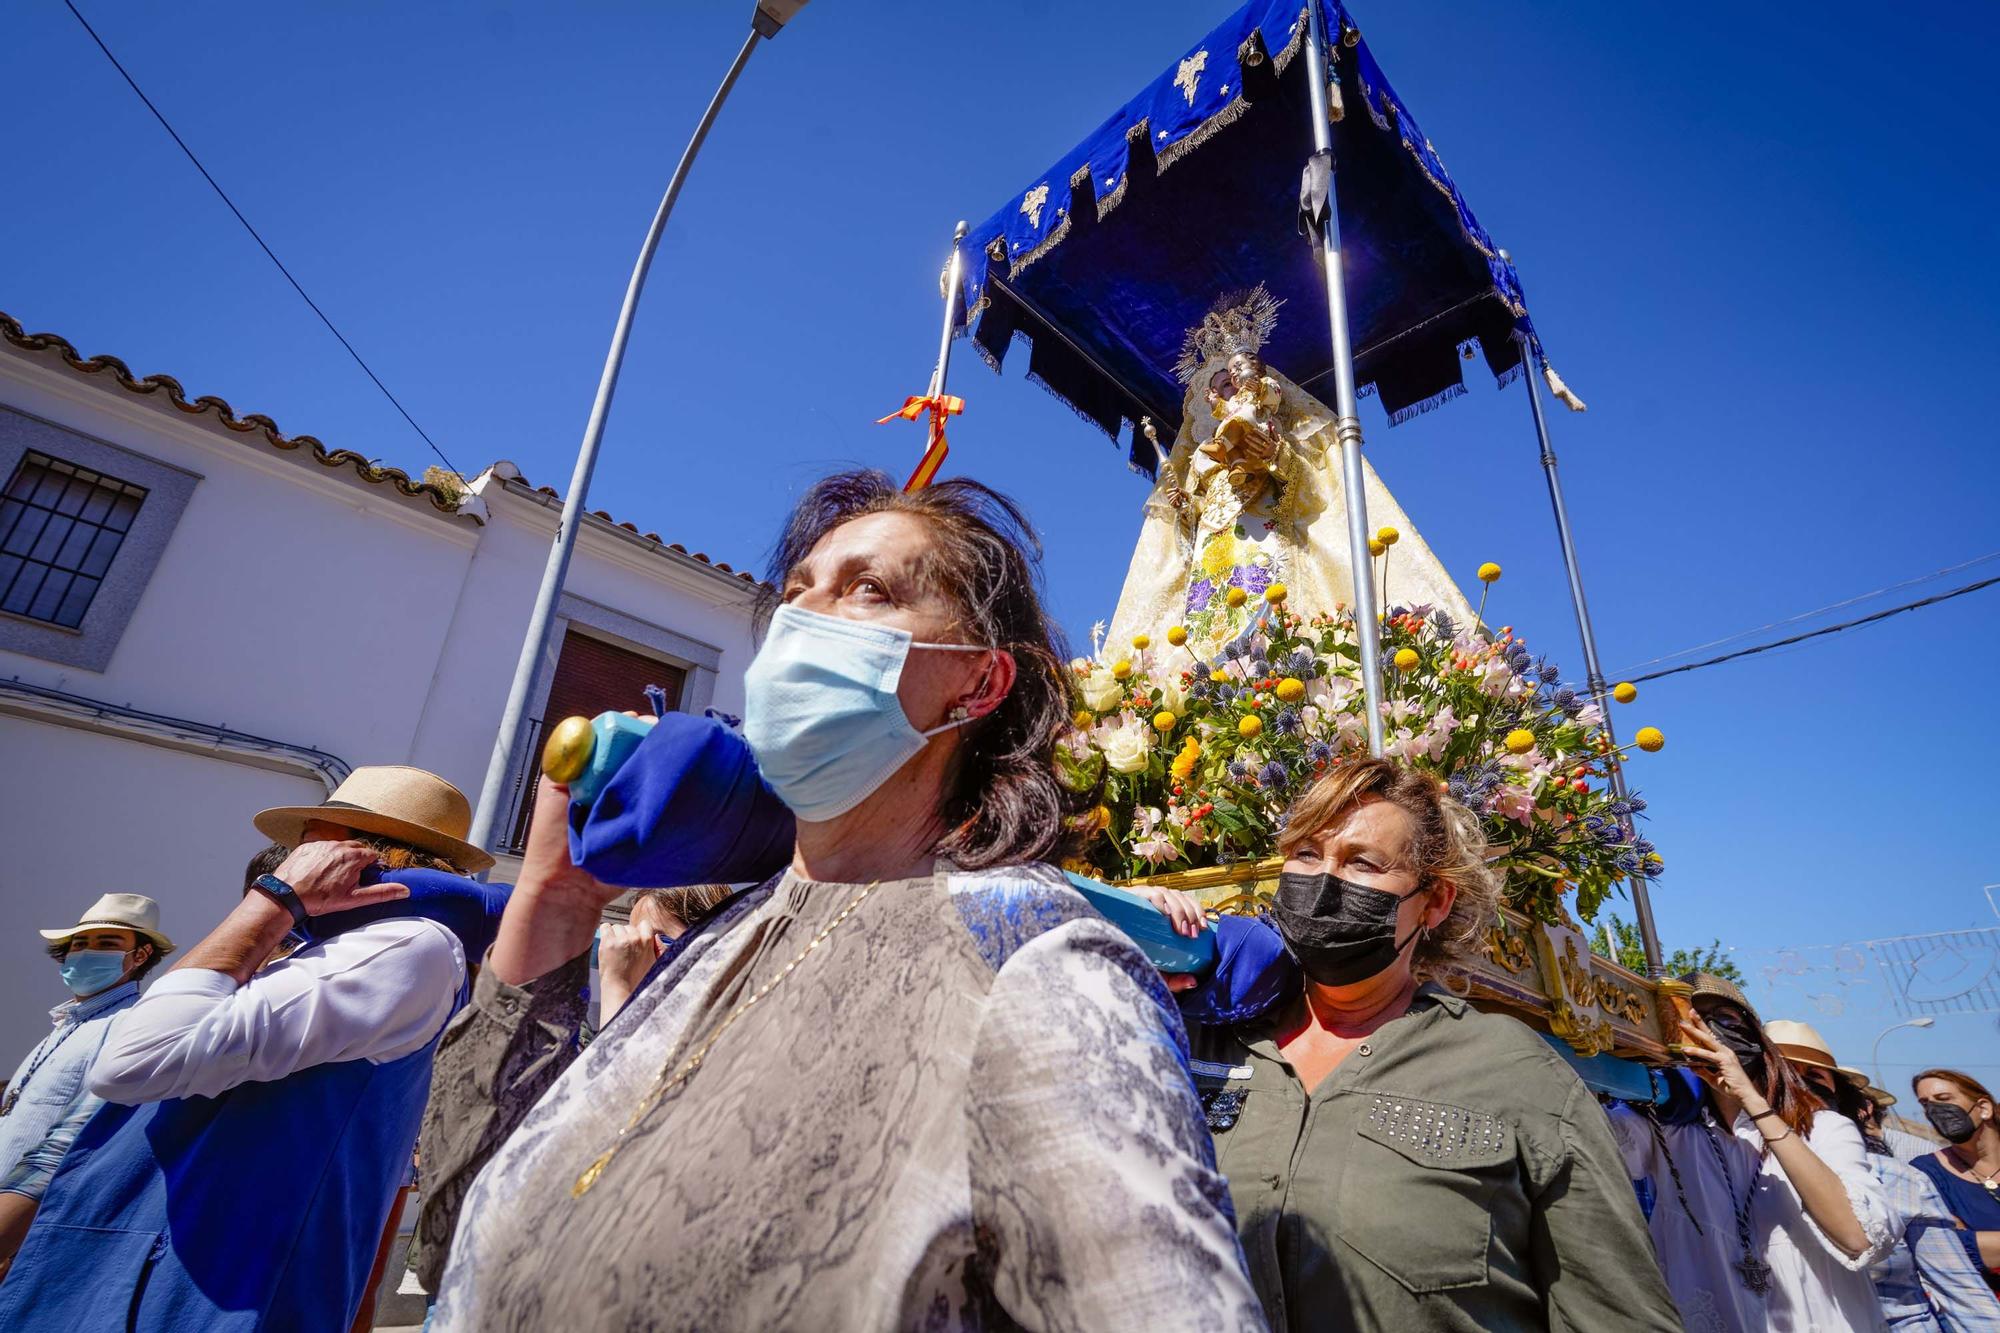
[1490,783,1536,826]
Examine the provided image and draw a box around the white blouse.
[1611,1103,1897,1333]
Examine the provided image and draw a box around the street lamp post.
[1870,1015,1936,1093]
[467,1,808,858]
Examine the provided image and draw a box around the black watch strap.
[253,873,309,928]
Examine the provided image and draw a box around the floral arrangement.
[1059,556,1663,924]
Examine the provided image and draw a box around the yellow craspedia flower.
[1503,728,1537,756]
[1477,561,1503,583]
[1634,726,1665,753]
[1376,526,1400,546]
[1368,538,1387,558]
[1264,583,1288,604]
[1131,634,1151,650]
[1166,625,1188,646]
[1393,647,1420,671]
[1111,658,1133,680]
[1225,587,1248,608]
[1072,709,1093,730]
[1238,715,1263,739]
[1612,681,1638,704]
[1209,669,1230,684]
[1152,711,1178,733]
[1274,677,1307,703]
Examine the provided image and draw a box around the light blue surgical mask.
[743,604,990,822]
[59,949,131,997]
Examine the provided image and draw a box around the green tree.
[1588,913,1744,983]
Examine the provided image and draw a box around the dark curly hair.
[759,470,1090,869]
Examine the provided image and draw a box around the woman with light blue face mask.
[436,470,1265,1333]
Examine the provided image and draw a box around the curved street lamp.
[1870,1015,1936,1095]
[469,1,809,855]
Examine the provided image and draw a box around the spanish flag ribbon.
[878,393,964,492]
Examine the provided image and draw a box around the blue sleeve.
[0,1092,105,1202]
[1176,914,1299,1027]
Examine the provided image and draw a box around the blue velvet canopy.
[957,0,1555,475]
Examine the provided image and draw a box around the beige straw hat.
[40,892,175,955]
[1763,1019,1868,1086]
[1679,971,1758,1020]
[254,766,493,872]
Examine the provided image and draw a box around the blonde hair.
[1277,756,1501,973]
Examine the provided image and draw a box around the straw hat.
[41,892,175,956]
[254,766,494,873]
[1679,971,1758,1020]
[1763,1019,1867,1086]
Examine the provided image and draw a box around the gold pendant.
[573,1148,615,1198]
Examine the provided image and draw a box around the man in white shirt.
[0,766,508,1333]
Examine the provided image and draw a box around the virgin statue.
[1106,288,1473,662]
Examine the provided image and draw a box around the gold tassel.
[1543,362,1587,413]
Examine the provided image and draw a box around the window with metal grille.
[0,450,149,629]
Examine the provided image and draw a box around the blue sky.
[7,1,1997,1102]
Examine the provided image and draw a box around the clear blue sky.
[7,1,1997,1102]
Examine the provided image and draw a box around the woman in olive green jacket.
[1164,757,1684,1332]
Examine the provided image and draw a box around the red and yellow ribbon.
[878,392,964,492]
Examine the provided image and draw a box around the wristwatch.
[252,872,309,928]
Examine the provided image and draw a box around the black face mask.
[1702,1012,1767,1076]
[1270,870,1427,987]
[1923,1100,1980,1144]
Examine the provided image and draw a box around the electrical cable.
[1617,548,2000,674]
[60,0,464,477]
[1627,574,2000,684]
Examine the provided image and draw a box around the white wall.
[0,713,327,1055]
[0,351,762,1062]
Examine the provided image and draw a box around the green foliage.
[1589,913,1743,982]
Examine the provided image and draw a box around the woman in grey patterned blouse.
[432,471,1265,1332]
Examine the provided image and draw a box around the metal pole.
[1302,0,1386,756]
[929,222,968,398]
[1515,331,1664,974]
[468,26,765,855]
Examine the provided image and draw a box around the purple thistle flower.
[1430,610,1457,638]
[1228,759,1251,780]
[1284,648,1317,679]
[1273,707,1303,735]
[1627,795,1648,813]
[1307,740,1333,765]
[1538,662,1561,685]
[1258,760,1291,790]
[1607,800,1634,819]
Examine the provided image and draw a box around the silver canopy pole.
[929,222,968,398]
[1302,0,1386,756]
[1514,328,1664,976]
[468,10,791,858]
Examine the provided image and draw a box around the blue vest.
[0,876,491,1333]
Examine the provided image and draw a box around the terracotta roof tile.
[505,469,762,585]
[1,311,465,515]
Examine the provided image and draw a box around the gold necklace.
[572,878,881,1198]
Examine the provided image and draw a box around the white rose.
[1079,668,1124,713]
[1100,720,1153,774]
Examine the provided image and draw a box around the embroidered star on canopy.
[1175,50,1208,106]
[1021,184,1050,228]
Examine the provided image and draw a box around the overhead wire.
[1626,574,2000,684]
[60,0,464,477]
[1615,548,2000,675]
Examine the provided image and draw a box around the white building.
[0,311,764,1058]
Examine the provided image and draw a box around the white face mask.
[742,604,991,823]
